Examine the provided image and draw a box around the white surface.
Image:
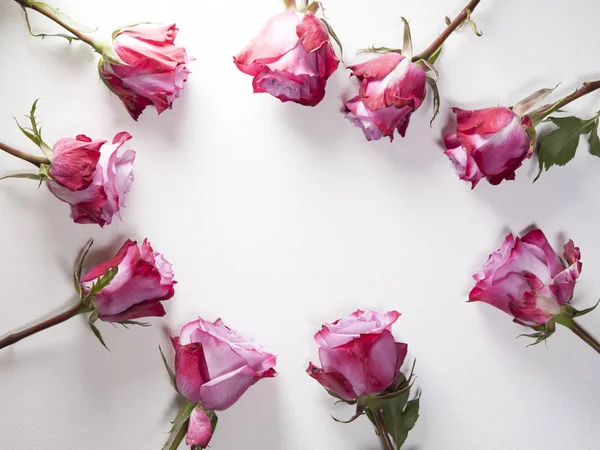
[1,0,600,449]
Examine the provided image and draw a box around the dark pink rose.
[173,317,277,411]
[234,11,339,106]
[307,310,407,400]
[80,239,176,322]
[49,135,104,191]
[186,407,213,449]
[344,53,426,141]
[100,24,192,120]
[470,229,582,326]
[444,107,534,187]
[47,132,135,227]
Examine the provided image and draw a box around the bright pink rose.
[444,107,534,187]
[173,317,277,411]
[80,239,176,322]
[307,310,407,401]
[186,407,213,449]
[100,24,191,120]
[344,53,426,141]
[47,132,135,227]
[470,230,582,326]
[234,11,339,106]
[49,135,104,191]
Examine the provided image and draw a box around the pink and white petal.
[80,240,136,283]
[199,364,260,411]
[454,107,518,136]
[520,229,564,277]
[99,300,166,322]
[306,362,357,401]
[234,11,302,76]
[192,330,247,380]
[348,53,404,81]
[175,342,210,403]
[253,68,325,106]
[296,11,331,53]
[186,407,213,448]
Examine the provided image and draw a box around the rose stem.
[412,0,482,62]
[528,80,600,123]
[166,420,189,450]
[371,405,395,450]
[570,320,600,355]
[14,0,101,52]
[0,302,86,350]
[0,140,50,167]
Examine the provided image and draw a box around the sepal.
[88,310,108,349]
[401,17,413,59]
[15,99,53,159]
[513,84,559,119]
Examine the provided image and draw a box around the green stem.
[14,0,103,53]
[412,0,482,62]
[371,405,394,450]
[570,319,600,355]
[0,139,50,167]
[0,301,87,350]
[528,80,600,125]
[167,419,190,450]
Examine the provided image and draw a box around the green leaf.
[426,77,440,126]
[588,120,600,157]
[84,266,118,302]
[88,311,109,350]
[402,395,421,430]
[536,115,597,175]
[159,345,177,388]
[162,401,195,450]
[73,239,94,297]
[0,172,44,181]
[321,18,343,57]
[401,17,413,59]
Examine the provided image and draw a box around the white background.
[1,0,600,449]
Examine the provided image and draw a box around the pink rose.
[307,310,407,400]
[470,229,582,326]
[444,107,534,187]
[47,132,135,227]
[344,53,426,141]
[172,317,277,411]
[100,24,192,120]
[80,239,176,322]
[234,11,339,106]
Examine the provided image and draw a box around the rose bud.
[172,317,277,411]
[46,132,135,227]
[234,10,339,106]
[80,239,176,323]
[470,229,582,326]
[99,24,192,120]
[186,407,213,449]
[344,53,426,142]
[307,309,408,400]
[443,107,535,187]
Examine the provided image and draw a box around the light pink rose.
[234,11,339,106]
[80,239,176,322]
[307,310,407,400]
[469,229,582,326]
[444,107,534,187]
[47,132,135,227]
[172,317,277,411]
[100,24,192,120]
[186,407,213,449]
[344,53,426,141]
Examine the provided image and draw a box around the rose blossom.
[444,107,534,187]
[344,53,426,141]
[234,10,339,106]
[47,132,135,227]
[172,317,277,411]
[469,229,582,326]
[99,23,191,120]
[80,239,176,322]
[307,310,407,400]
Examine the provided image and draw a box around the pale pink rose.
[100,24,192,120]
[186,407,213,449]
[47,132,135,227]
[173,317,277,411]
[470,229,582,326]
[307,310,407,400]
[444,107,534,187]
[80,239,176,322]
[234,11,339,106]
[344,53,426,141]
